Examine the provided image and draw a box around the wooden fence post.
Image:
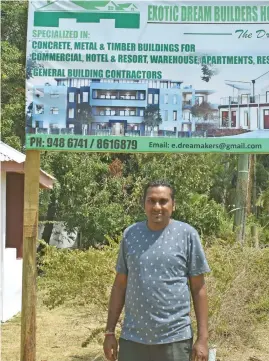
[20,150,40,361]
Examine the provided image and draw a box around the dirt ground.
[1,296,106,361]
[1,297,269,361]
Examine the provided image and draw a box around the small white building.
[219,85,269,130]
[0,142,54,322]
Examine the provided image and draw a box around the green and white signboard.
[26,1,269,153]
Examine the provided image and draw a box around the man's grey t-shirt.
[116,220,210,345]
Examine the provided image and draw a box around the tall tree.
[143,106,162,132]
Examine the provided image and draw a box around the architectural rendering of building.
[29,78,216,136]
[27,85,68,134]
[181,87,218,131]
[219,86,269,130]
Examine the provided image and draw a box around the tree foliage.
[38,150,269,247]
[200,64,217,83]
[40,152,230,245]
[1,1,28,150]
[143,106,162,130]
[191,101,216,121]
[75,104,95,134]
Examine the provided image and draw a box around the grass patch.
[1,290,269,361]
[206,245,269,347]
[2,242,269,361]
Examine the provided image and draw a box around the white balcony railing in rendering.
[220,94,268,106]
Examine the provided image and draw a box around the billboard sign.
[25,1,269,153]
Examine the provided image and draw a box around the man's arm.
[189,274,209,361]
[103,273,127,361]
[105,273,127,331]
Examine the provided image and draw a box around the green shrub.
[174,193,228,238]
[39,240,269,347]
[38,237,119,313]
[205,245,269,345]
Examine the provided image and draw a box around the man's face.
[144,186,175,228]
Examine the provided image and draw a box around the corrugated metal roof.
[0,153,12,162]
[0,141,26,163]
[41,169,56,180]
[0,141,56,181]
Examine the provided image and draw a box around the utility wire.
[254,70,269,81]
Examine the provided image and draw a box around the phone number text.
[29,137,138,150]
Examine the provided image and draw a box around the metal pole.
[234,154,249,244]
[251,79,255,102]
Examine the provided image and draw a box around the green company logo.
[33,1,140,29]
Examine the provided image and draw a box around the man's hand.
[103,334,118,361]
[191,338,208,361]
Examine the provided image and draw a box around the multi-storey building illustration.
[28,78,216,136]
[28,85,68,133]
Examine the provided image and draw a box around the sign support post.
[20,150,40,361]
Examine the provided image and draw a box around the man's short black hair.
[143,180,175,202]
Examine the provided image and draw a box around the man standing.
[103,181,210,361]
